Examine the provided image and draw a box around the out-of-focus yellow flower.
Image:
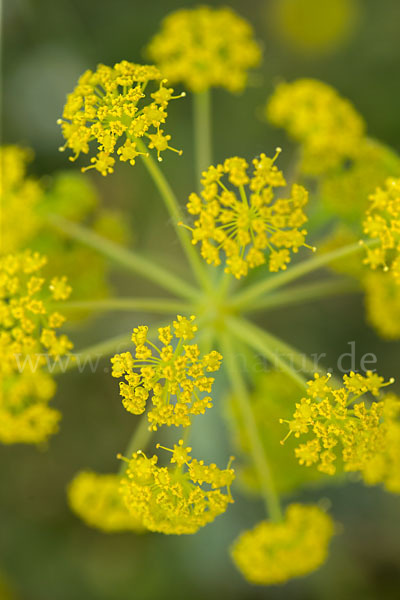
[183,151,312,279]
[146,6,261,93]
[359,394,400,494]
[68,471,145,533]
[363,271,400,340]
[266,79,365,175]
[231,503,334,584]
[362,177,400,284]
[111,316,222,430]
[0,250,73,444]
[0,146,42,252]
[270,0,360,56]
[1,145,131,307]
[320,139,400,223]
[119,443,234,535]
[58,61,184,174]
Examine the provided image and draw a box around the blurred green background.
[2,0,400,598]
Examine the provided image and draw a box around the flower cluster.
[281,371,400,491]
[0,146,41,253]
[266,78,365,175]
[67,471,145,533]
[58,60,184,175]
[364,271,400,339]
[362,178,400,284]
[320,138,400,224]
[1,144,130,308]
[271,0,359,55]
[231,504,334,585]
[0,250,73,444]
[146,6,261,93]
[359,394,400,494]
[119,442,234,535]
[184,151,312,279]
[111,316,222,430]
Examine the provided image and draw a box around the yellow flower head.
[271,0,359,56]
[146,6,261,93]
[231,504,334,585]
[183,151,312,279]
[320,139,400,224]
[119,443,234,535]
[0,250,73,444]
[67,471,145,533]
[110,316,222,430]
[0,388,60,445]
[360,394,400,494]
[58,60,184,174]
[364,271,400,340]
[0,146,42,253]
[266,79,365,175]
[362,177,400,284]
[281,371,396,483]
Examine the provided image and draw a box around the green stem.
[119,414,153,474]
[232,239,377,310]
[61,297,191,314]
[227,315,308,389]
[47,214,198,301]
[248,278,360,313]
[137,140,211,293]
[221,332,282,521]
[217,269,232,299]
[243,323,343,387]
[193,90,212,185]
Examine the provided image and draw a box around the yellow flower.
[110,316,222,430]
[281,371,396,482]
[0,250,73,444]
[67,471,145,533]
[362,177,400,284]
[363,271,400,339]
[231,504,334,585]
[270,0,359,56]
[0,145,130,308]
[58,61,184,174]
[320,138,400,223]
[0,146,42,253]
[183,151,313,279]
[119,443,234,535]
[358,394,400,494]
[266,79,365,175]
[146,6,261,93]
[0,389,60,445]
